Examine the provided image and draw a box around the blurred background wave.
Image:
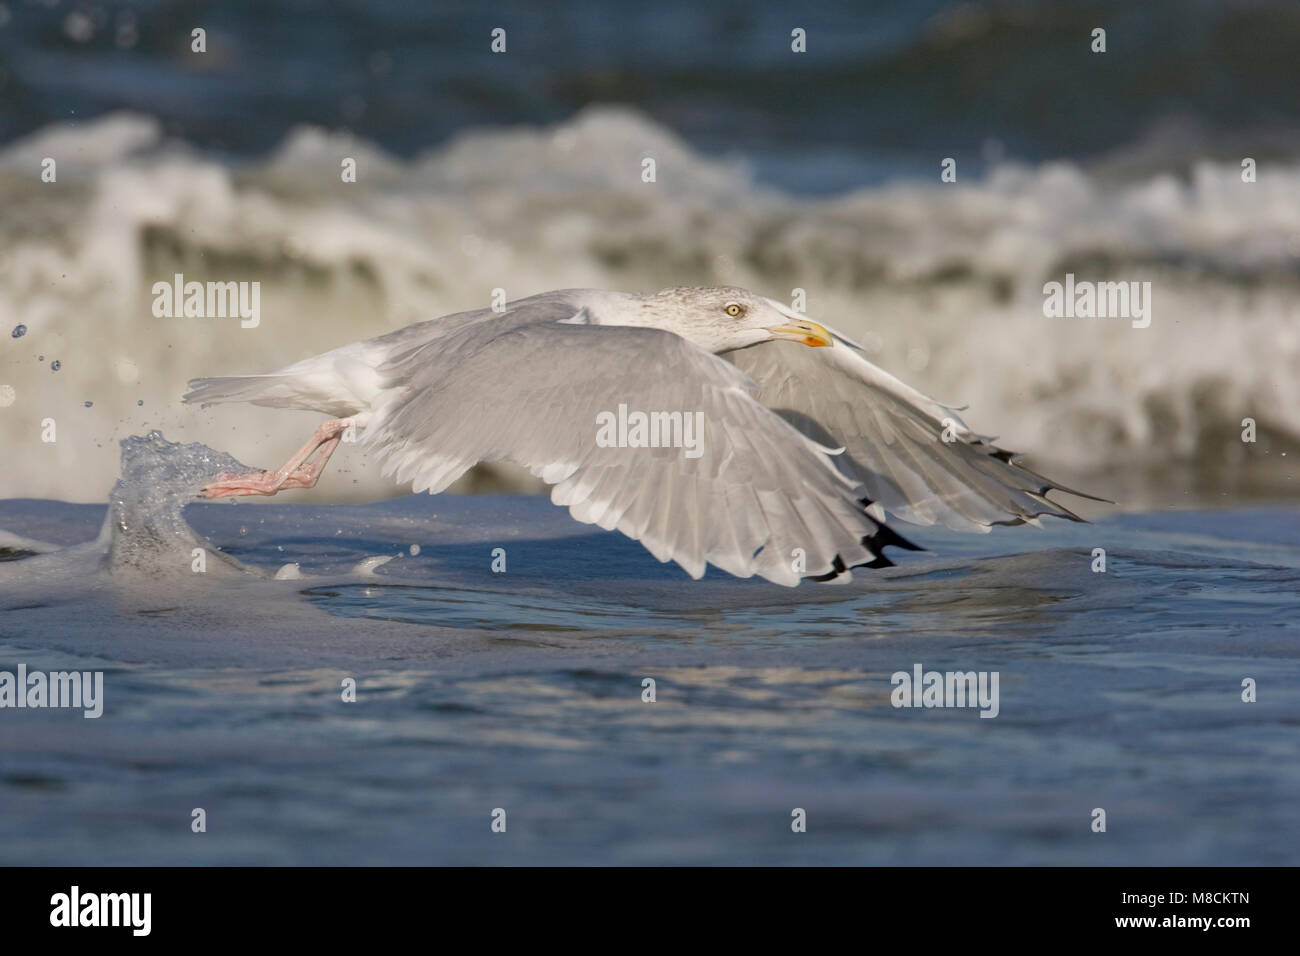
[1,0,1297,504]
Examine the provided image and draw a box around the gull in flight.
[184,287,1100,585]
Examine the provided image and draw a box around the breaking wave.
[1,107,1296,505]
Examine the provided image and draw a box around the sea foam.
[1,109,1295,505]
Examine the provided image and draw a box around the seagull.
[184,286,1100,586]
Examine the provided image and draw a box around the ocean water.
[0,434,1296,865]
[5,1,1300,177]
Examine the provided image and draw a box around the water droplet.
[50,360,61,371]
[10,324,26,338]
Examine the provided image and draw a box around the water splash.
[101,430,252,577]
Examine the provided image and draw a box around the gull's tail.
[184,374,302,408]
[184,342,384,419]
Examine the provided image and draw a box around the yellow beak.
[766,318,833,348]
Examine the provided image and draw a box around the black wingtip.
[1039,481,1114,506]
[807,556,850,582]
[857,498,926,552]
[865,522,926,554]
[991,455,1115,506]
[805,503,925,582]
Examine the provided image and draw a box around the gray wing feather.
[365,317,910,584]
[726,340,1100,531]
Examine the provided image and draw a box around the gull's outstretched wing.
[725,339,1102,531]
[364,317,919,585]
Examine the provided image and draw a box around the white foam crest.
[1,109,1295,504]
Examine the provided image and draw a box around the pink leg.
[201,418,353,498]
[278,433,343,490]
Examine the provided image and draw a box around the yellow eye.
[724,303,743,317]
